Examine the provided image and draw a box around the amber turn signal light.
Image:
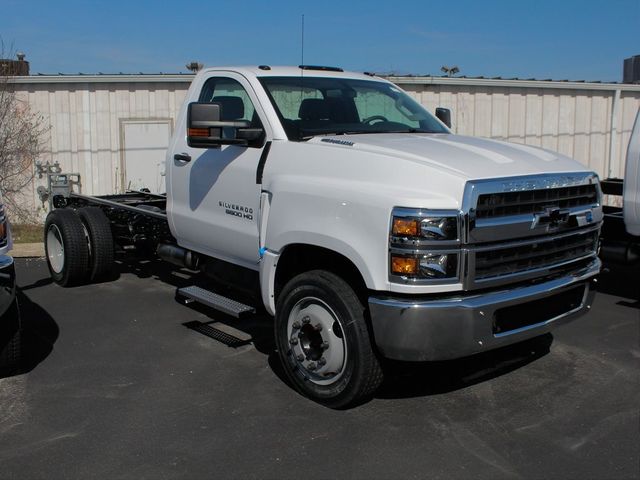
[392,218,419,236]
[391,255,418,275]
[188,128,210,137]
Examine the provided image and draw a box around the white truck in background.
[40,65,603,408]
[600,109,640,264]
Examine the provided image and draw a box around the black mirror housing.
[435,107,452,129]
[187,102,263,148]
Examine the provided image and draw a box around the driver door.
[169,74,267,269]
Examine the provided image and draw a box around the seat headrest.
[298,98,329,121]
[212,96,244,120]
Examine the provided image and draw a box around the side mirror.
[435,107,452,129]
[187,102,263,148]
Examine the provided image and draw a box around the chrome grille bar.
[474,230,598,279]
[460,173,603,289]
[476,184,598,219]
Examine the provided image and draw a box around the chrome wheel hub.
[47,224,65,274]
[287,297,347,385]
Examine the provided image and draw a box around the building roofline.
[5,72,640,92]
[386,76,640,92]
[7,73,196,84]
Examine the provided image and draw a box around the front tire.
[275,270,383,408]
[44,209,89,287]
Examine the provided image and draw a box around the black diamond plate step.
[177,286,256,318]
[183,321,252,348]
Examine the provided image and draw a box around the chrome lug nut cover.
[285,297,348,386]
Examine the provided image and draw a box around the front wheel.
[275,270,383,408]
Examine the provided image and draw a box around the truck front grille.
[475,184,598,219]
[474,230,599,280]
[462,174,602,289]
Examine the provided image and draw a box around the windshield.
[258,76,449,140]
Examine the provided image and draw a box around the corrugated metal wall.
[398,81,640,179]
[10,75,640,220]
[16,81,188,195]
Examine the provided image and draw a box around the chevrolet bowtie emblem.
[532,207,571,230]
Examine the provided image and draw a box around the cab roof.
[198,65,380,81]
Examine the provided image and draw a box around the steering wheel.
[362,115,389,125]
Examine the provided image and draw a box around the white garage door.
[122,120,171,193]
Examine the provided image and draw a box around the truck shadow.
[114,252,200,289]
[376,334,553,399]
[597,262,640,309]
[113,251,277,353]
[113,254,191,292]
[112,251,556,402]
[0,290,59,379]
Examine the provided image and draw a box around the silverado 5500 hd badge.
[219,201,254,220]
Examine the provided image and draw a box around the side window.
[199,77,261,126]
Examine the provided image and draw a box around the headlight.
[391,209,460,243]
[390,252,459,279]
[389,207,462,283]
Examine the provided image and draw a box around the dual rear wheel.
[45,207,114,287]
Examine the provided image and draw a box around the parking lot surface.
[1,257,638,480]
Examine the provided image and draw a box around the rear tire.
[78,207,114,282]
[44,209,89,287]
[275,270,383,409]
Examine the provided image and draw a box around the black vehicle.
[0,204,20,373]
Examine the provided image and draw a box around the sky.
[1,0,639,81]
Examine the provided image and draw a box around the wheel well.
[274,244,368,304]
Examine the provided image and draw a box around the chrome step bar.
[177,286,256,318]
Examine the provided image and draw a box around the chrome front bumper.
[368,258,600,361]
[0,255,16,318]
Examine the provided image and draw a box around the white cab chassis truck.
[600,108,640,264]
[42,66,603,408]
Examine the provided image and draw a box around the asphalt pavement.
[0,256,638,480]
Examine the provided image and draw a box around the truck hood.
[312,133,590,180]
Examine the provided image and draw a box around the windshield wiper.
[299,128,437,141]
[300,131,366,140]
[381,129,432,134]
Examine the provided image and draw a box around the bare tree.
[0,42,49,223]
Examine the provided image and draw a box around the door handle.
[174,153,191,163]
